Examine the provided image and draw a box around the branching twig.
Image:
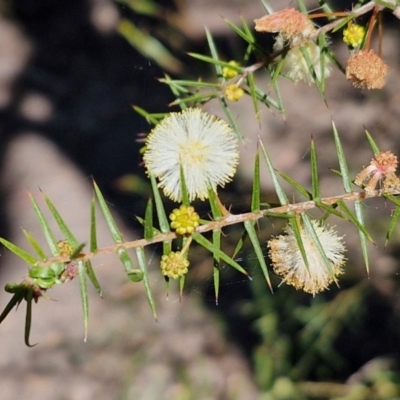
[37,187,396,267]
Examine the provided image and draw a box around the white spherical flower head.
[268,220,346,295]
[143,108,239,202]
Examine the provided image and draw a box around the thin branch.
[312,1,378,38]
[37,187,397,267]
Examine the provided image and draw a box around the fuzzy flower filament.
[268,220,346,295]
[355,151,400,194]
[255,8,330,84]
[143,108,239,202]
[170,205,200,235]
[274,37,330,84]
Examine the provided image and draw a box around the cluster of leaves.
[0,183,148,345]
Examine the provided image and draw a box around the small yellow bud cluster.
[57,240,74,257]
[160,251,189,279]
[225,84,244,101]
[222,61,241,79]
[170,205,200,235]
[57,240,79,283]
[343,24,365,48]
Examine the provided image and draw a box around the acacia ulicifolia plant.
[1,0,400,345]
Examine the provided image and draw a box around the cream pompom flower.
[274,36,331,84]
[143,108,239,202]
[268,220,346,295]
[254,7,330,85]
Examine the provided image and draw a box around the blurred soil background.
[0,0,400,399]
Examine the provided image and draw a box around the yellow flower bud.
[160,251,190,279]
[225,84,244,101]
[170,205,200,235]
[57,240,74,257]
[343,24,365,48]
[222,61,240,79]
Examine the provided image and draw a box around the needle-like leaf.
[144,198,154,241]
[332,122,353,194]
[259,138,289,205]
[251,151,261,212]
[44,194,79,248]
[244,221,272,291]
[93,181,124,243]
[29,193,59,256]
[23,229,46,260]
[77,260,89,342]
[0,238,37,265]
[90,196,98,253]
[24,289,36,347]
[136,247,157,321]
[310,136,321,200]
[193,233,250,278]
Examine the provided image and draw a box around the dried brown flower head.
[254,8,315,45]
[346,50,389,90]
[355,151,400,194]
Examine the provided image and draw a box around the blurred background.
[0,0,400,399]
